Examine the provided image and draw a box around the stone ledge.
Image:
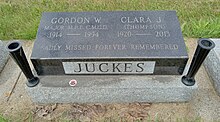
[204,39,220,96]
[0,40,9,73]
[26,75,197,103]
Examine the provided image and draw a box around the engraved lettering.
[120,17,152,23]
[124,63,132,72]
[113,63,121,72]
[51,17,90,24]
[156,31,170,37]
[94,17,101,23]
[85,63,95,72]
[136,63,144,72]
[150,44,155,49]
[133,17,139,23]
[86,25,108,30]
[58,45,62,50]
[118,31,132,37]
[44,26,50,30]
[47,32,62,38]
[156,17,161,23]
[77,17,84,24]
[84,17,90,23]
[121,17,127,23]
[62,61,155,74]
[65,17,70,24]
[95,44,126,50]
[51,18,57,24]
[68,25,83,29]
[145,17,152,23]
[174,44,178,49]
[122,45,126,50]
[44,43,62,50]
[65,45,92,51]
[70,17,76,23]
[124,24,166,30]
[99,63,109,72]
[130,44,178,50]
[139,17,145,23]
[58,17,64,24]
[44,25,64,30]
[74,63,82,72]
[85,31,99,37]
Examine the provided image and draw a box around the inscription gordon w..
[51,17,102,24]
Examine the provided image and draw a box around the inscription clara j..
[31,11,188,75]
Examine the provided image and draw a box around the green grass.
[0,0,220,40]
[0,115,9,122]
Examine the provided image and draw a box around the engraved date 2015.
[155,31,170,37]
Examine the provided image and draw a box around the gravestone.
[0,40,9,73]
[31,11,188,75]
[27,11,197,103]
[204,39,220,96]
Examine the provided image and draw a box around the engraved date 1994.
[84,31,99,37]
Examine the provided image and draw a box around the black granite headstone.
[31,11,188,75]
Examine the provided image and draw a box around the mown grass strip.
[0,0,219,40]
[0,115,9,122]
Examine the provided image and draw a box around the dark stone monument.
[31,11,188,75]
[8,11,217,103]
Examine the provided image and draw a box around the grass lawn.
[0,115,9,122]
[0,0,220,40]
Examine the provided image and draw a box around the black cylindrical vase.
[182,38,215,86]
[6,40,39,87]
